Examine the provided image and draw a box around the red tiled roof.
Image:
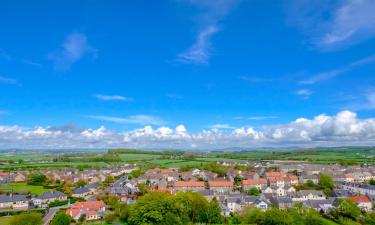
[265,172,285,177]
[71,201,105,209]
[268,177,285,182]
[174,181,205,187]
[243,178,267,185]
[347,196,371,203]
[208,181,234,187]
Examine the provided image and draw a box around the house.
[332,189,352,198]
[299,174,319,184]
[86,183,100,193]
[0,194,28,209]
[268,177,285,187]
[67,201,106,221]
[208,181,234,194]
[242,178,267,190]
[290,190,326,202]
[347,196,372,211]
[72,187,91,198]
[174,181,205,192]
[303,198,336,213]
[339,181,375,196]
[33,191,67,207]
[270,196,293,210]
[265,171,285,178]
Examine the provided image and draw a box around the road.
[43,205,70,225]
[43,208,58,225]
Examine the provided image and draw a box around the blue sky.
[1,0,375,149]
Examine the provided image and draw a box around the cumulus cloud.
[48,32,97,71]
[1,110,375,149]
[95,94,133,102]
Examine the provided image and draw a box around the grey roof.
[37,191,66,200]
[333,189,352,198]
[86,183,100,189]
[73,187,90,195]
[0,194,27,203]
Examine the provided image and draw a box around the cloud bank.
[1,110,375,149]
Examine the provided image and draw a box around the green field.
[0,216,12,225]
[119,153,161,161]
[0,183,52,195]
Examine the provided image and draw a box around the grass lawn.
[0,183,52,195]
[0,216,13,225]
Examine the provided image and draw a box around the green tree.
[27,174,47,185]
[319,174,334,196]
[51,211,71,225]
[105,213,116,223]
[130,169,143,179]
[248,187,260,196]
[242,207,264,224]
[364,212,375,225]
[104,176,115,186]
[330,199,361,221]
[262,208,293,225]
[369,179,375,185]
[306,179,315,188]
[10,212,43,225]
[75,179,87,188]
[205,198,223,224]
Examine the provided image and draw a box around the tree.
[234,174,242,185]
[51,211,71,225]
[27,174,47,186]
[306,179,315,188]
[63,185,72,196]
[319,174,334,196]
[104,176,115,186]
[242,207,264,224]
[369,179,375,185]
[262,208,293,225]
[330,199,361,221]
[248,187,260,196]
[105,213,116,223]
[75,179,87,188]
[365,212,375,225]
[205,198,223,224]
[10,212,43,225]
[130,169,143,179]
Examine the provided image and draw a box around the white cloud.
[296,89,313,99]
[48,32,97,71]
[177,0,240,64]
[286,0,375,49]
[86,115,164,126]
[319,0,375,47]
[300,54,375,84]
[177,26,219,64]
[95,94,133,102]
[2,110,375,149]
[0,76,18,85]
[211,124,234,130]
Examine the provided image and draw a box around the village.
[0,160,375,224]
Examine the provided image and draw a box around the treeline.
[53,152,121,163]
[108,148,186,156]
